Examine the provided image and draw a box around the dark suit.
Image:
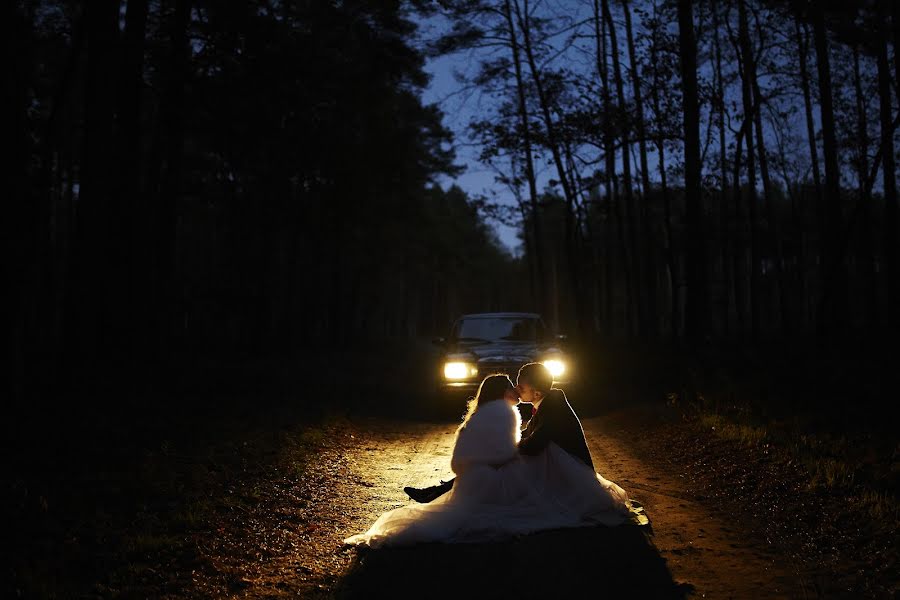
[412,388,593,502]
[517,388,594,470]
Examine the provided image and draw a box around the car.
[432,312,573,399]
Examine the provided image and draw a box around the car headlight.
[443,362,478,380]
[542,359,566,378]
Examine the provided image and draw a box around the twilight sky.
[421,52,526,256]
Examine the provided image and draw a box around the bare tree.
[593,0,633,334]
[812,3,849,339]
[879,0,898,334]
[68,0,121,366]
[603,0,645,335]
[623,0,658,336]
[677,0,707,341]
[851,45,878,327]
[734,0,761,339]
[503,0,549,319]
[514,0,585,332]
[712,1,732,336]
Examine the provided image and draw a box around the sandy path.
[582,416,807,599]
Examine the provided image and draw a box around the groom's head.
[515,362,553,405]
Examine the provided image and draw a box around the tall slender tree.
[503,0,549,320]
[647,0,678,337]
[794,14,820,331]
[879,1,898,334]
[749,6,788,333]
[713,1,731,336]
[623,0,658,337]
[603,0,645,336]
[593,0,631,334]
[812,3,848,339]
[68,0,121,371]
[736,0,761,339]
[677,0,707,342]
[117,0,150,361]
[851,45,878,327]
[514,0,584,331]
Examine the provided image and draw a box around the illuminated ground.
[18,401,889,597]
[330,415,803,599]
[183,411,819,598]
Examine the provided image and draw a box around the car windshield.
[452,317,544,342]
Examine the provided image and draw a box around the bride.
[344,373,634,549]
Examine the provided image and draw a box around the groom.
[404,361,594,503]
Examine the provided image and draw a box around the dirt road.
[248,413,808,599]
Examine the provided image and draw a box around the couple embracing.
[344,362,638,548]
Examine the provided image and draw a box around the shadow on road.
[334,524,691,599]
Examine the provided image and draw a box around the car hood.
[446,341,558,362]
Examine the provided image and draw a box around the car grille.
[477,360,527,379]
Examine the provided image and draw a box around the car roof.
[457,312,542,319]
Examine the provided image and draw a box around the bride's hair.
[459,374,514,425]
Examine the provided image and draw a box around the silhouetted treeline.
[5,0,523,404]
[7,0,900,407]
[441,0,899,346]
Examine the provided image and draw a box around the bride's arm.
[450,426,475,474]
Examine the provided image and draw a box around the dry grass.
[858,489,900,522]
[698,414,768,447]
[692,402,899,532]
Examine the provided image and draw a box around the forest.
[5,2,899,596]
[442,0,898,345]
[5,0,899,417]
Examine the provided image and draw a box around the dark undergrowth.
[1,335,488,597]
[581,335,898,597]
[579,334,898,520]
[601,401,898,597]
[3,342,427,599]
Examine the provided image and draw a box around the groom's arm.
[517,402,558,456]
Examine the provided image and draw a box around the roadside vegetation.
[584,337,898,597]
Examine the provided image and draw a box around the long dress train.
[344,400,634,549]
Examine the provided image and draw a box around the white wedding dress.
[344,400,632,549]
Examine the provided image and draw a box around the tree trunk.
[508,157,538,308]
[593,0,630,335]
[603,0,645,337]
[157,0,191,358]
[812,5,848,340]
[713,2,731,337]
[795,16,818,333]
[515,0,583,332]
[748,4,788,334]
[623,0,657,336]
[852,46,878,329]
[117,0,149,364]
[658,133,677,339]
[504,0,547,320]
[649,0,677,338]
[32,11,85,393]
[677,0,707,342]
[894,0,900,104]
[3,3,33,403]
[69,0,121,375]
[737,0,760,340]
[877,17,898,335]
[732,121,749,336]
